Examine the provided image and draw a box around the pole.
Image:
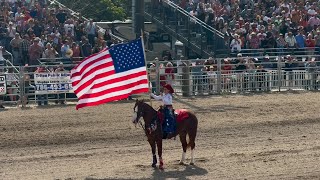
[140,30,152,107]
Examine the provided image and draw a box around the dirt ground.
[1,92,320,180]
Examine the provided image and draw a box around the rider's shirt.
[151,93,172,105]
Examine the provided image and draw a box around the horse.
[132,99,198,169]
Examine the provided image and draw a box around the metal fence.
[149,54,320,96]
[1,54,319,107]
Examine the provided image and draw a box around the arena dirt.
[1,92,320,180]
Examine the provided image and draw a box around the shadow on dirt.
[151,165,208,179]
[85,165,208,180]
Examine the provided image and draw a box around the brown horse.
[132,99,198,169]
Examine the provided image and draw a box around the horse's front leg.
[156,138,164,170]
[148,139,157,168]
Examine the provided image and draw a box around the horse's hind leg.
[179,132,187,165]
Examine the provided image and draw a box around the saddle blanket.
[157,109,189,123]
[175,109,189,122]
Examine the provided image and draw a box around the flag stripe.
[72,49,109,73]
[74,70,115,98]
[75,67,147,98]
[71,54,112,82]
[76,88,149,110]
[78,84,149,104]
[79,79,148,99]
[91,71,147,90]
[71,61,114,86]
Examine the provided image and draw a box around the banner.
[34,73,73,94]
[0,76,6,95]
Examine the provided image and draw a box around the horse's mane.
[141,101,157,113]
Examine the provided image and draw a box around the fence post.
[19,66,25,108]
[155,59,160,94]
[181,60,190,97]
[217,58,222,94]
[277,56,282,92]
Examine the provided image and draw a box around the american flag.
[71,38,149,109]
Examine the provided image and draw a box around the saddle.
[156,107,189,124]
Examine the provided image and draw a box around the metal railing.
[226,47,320,58]
[1,54,319,107]
[148,54,320,96]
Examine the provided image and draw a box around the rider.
[150,84,176,139]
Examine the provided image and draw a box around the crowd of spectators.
[0,0,114,69]
[171,0,320,54]
[0,0,119,106]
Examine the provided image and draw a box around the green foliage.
[56,0,129,21]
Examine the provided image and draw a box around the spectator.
[295,28,306,49]
[54,62,67,105]
[60,39,70,59]
[148,63,157,93]
[256,65,268,91]
[103,29,112,42]
[305,33,316,56]
[207,66,217,94]
[86,19,97,46]
[56,9,67,24]
[6,22,16,50]
[285,31,297,49]
[81,38,92,57]
[71,42,81,63]
[28,37,42,66]
[305,58,318,90]
[191,59,204,95]
[235,57,247,72]
[10,33,22,65]
[284,55,297,89]
[43,43,57,61]
[64,19,74,37]
[230,34,241,53]
[276,33,287,50]
[165,62,175,85]
[19,34,30,66]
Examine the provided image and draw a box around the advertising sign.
[34,73,73,94]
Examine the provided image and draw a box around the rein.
[139,120,145,132]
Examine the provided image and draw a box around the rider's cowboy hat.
[163,84,174,94]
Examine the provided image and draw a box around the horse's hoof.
[159,160,164,170]
[190,162,194,165]
[179,161,184,165]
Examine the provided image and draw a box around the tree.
[56,0,129,21]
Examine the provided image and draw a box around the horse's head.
[132,99,145,125]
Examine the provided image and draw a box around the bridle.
[133,102,158,135]
[133,103,145,131]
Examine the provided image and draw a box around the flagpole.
[140,30,152,106]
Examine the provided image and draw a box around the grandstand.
[0,0,319,107]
